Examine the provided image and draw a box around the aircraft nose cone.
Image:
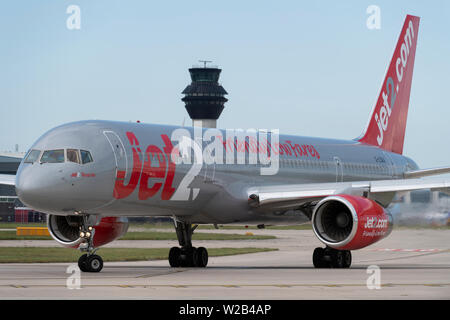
[15,158,115,214]
[15,166,32,206]
[15,166,50,209]
[15,164,72,213]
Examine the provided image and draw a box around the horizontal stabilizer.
[404,166,450,179]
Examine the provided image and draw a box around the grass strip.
[0,231,51,240]
[121,231,275,240]
[0,223,46,229]
[0,231,275,241]
[130,222,313,230]
[0,247,277,263]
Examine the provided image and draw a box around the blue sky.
[0,1,449,169]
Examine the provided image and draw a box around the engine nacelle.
[47,215,129,249]
[312,195,393,250]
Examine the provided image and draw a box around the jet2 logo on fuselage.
[113,132,176,201]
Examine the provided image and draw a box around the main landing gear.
[168,221,209,268]
[313,247,352,268]
[77,216,103,273]
[78,253,103,273]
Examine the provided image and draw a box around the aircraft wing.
[247,177,450,210]
[0,174,16,186]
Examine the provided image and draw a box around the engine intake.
[47,215,129,249]
[312,195,392,250]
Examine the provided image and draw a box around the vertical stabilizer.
[358,15,420,154]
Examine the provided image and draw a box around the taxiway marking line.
[370,248,446,252]
[2,283,450,289]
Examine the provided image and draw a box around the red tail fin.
[358,15,420,154]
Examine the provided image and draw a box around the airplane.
[1,14,449,273]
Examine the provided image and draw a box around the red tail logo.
[358,15,420,154]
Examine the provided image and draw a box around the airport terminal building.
[0,152,45,223]
[0,153,23,175]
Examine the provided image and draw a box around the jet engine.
[47,215,129,249]
[312,194,393,250]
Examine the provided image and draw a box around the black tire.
[86,255,103,272]
[342,250,352,268]
[78,254,89,272]
[179,248,194,267]
[169,247,181,267]
[190,247,198,267]
[331,250,344,268]
[195,247,208,268]
[313,247,325,268]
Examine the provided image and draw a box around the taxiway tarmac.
[0,229,448,299]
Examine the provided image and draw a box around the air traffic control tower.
[182,61,228,128]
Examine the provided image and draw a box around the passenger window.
[24,150,41,163]
[40,150,65,163]
[80,150,93,164]
[67,149,81,164]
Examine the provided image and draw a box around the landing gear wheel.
[78,254,89,272]
[313,247,326,268]
[194,247,208,268]
[86,255,103,272]
[342,250,352,268]
[170,220,209,268]
[169,247,181,267]
[331,250,344,268]
[312,247,352,269]
[178,247,196,267]
[188,247,197,267]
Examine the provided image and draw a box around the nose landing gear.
[77,215,104,273]
[78,253,103,272]
[169,220,209,268]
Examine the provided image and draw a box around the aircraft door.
[334,156,343,182]
[103,131,128,181]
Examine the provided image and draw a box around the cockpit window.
[80,150,93,164]
[40,149,65,163]
[24,150,41,163]
[67,149,81,164]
